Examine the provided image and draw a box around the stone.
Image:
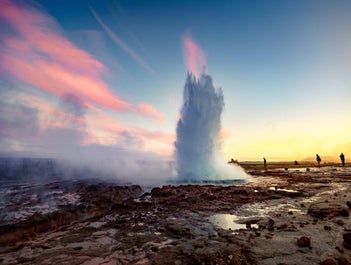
[336,220,345,226]
[307,203,349,219]
[338,257,350,265]
[165,222,193,239]
[192,239,207,249]
[268,219,274,231]
[321,258,337,265]
[343,233,351,250]
[297,236,311,248]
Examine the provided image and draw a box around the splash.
[175,72,249,182]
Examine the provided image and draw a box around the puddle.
[236,200,305,218]
[209,214,258,230]
[301,183,348,204]
[269,187,298,193]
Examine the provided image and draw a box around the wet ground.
[1,166,351,264]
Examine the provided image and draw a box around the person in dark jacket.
[340,153,345,167]
[316,154,321,167]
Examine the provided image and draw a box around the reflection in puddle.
[269,187,298,193]
[209,214,258,230]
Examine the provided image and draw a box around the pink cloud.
[133,128,175,143]
[137,103,165,122]
[19,95,86,132]
[125,127,175,156]
[0,0,164,120]
[85,110,174,155]
[1,53,133,111]
[0,1,103,77]
[182,33,206,78]
[33,96,174,154]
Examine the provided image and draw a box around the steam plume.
[175,72,249,181]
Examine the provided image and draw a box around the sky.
[0,0,351,162]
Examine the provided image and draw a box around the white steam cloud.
[175,72,249,181]
[0,84,175,186]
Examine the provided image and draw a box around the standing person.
[316,154,321,167]
[340,153,345,167]
[263,157,267,171]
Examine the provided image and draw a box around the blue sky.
[1,0,350,161]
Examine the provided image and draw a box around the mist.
[0,85,175,186]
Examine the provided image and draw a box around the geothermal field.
[1,72,351,265]
[1,161,351,265]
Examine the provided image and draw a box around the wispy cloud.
[0,1,103,77]
[0,1,133,112]
[182,33,207,78]
[137,103,165,122]
[1,53,133,111]
[0,1,170,159]
[90,7,157,77]
[0,0,164,120]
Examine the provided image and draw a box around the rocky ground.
[0,166,351,264]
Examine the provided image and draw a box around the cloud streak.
[182,33,207,78]
[90,7,157,77]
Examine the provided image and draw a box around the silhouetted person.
[263,157,267,170]
[340,153,345,167]
[294,160,298,165]
[316,154,321,167]
[228,158,237,164]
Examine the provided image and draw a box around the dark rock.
[324,225,332,231]
[297,236,311,248]
[151,246,158,252]
[268,219,274,231]
[338,257,350,265]
[347,201,351,209]
[308,203,350,219]
[343,233,351,250]
[192,239,207,249]
[321,258,337,265]
[335,246,344,253]
[340,209,349,217]
[165,222,193,239]
[336,220,345,226]
[278,224,288,230]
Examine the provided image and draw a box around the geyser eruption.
[175,72,249,182]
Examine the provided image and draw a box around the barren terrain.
[1,164,351,265]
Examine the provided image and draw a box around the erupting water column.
[175,71,248,182]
